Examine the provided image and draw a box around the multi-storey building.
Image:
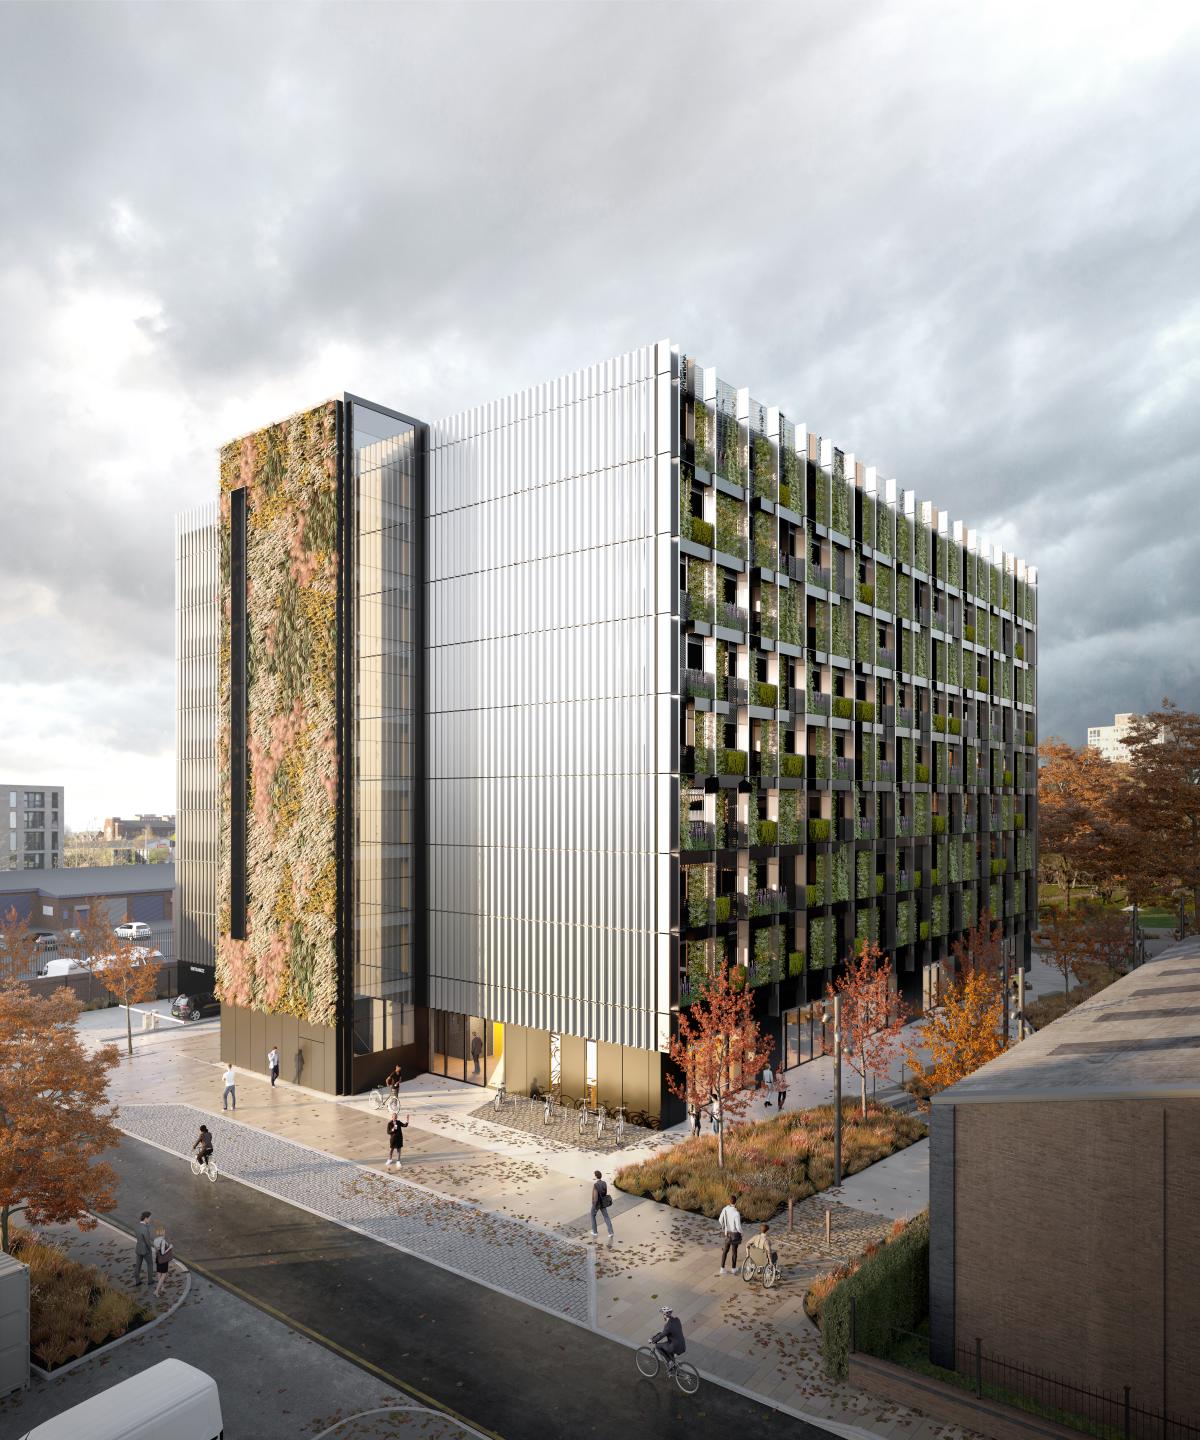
[1086,712,1166,764]
[1,784,64,870]
[104,814,176,843]
[175,504,220,971]
[180,341,1038,1117]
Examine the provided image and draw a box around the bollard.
[788,1197,794,1233]
[825,1208,831,1245]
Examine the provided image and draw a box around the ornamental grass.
[11,1231,152,1370]
[615,1102,925,1221]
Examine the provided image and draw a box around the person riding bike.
[192,1125,214,1168]
[650,1305,686,1372]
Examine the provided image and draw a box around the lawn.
[10,1230,155,1370]
[614,1102,926,1221]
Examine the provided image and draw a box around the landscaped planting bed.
[614,1103,926,1221]
[11,1230,154,1371]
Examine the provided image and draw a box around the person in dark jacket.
[590,1169,614,1239]
[650,1306,686,1371]
[386,1113,410,1169]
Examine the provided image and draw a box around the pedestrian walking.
[590,1170,614,1240]
[761,1062,775,1107]
[386,1112,410,1168]
[775,1069,788,1111]
[716,1195,743,1276]
[133,1210,153,1286]
[267,1047,280,1088]
[152,1226,174,1297]
[470,1032,483,1075]
[221,1064,236,1111]
[691,1102,703,1138]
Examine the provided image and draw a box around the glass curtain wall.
[351,403,416,1057]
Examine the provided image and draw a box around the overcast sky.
[1,1,1197,828]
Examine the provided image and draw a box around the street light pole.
[833,992,842,1187]
[1001,939,1010,1046]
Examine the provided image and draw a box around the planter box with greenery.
[717,748,747,776]
[809,1211,930,1381]
[915,763,929,783]
[780,753,805,778]
[754,681,778,707]
[808,817,831,842]
[689,516,714,548]
[854,700,875,722]
[788,950,805,977]
[857,582,874,605]
[616,1104,925,1224]
[832,697,853,719]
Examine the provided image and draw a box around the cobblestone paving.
[118,1104,591,1323]
[466,1097,668,1155]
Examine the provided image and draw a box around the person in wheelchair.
[745,1222,778,1269]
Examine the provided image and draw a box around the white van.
[37,958,83,979]
[18,1359,222,1440]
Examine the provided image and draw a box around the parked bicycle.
[613,1106,627,1143]
[577,1099,607,1139]
[492,1083,508,1112]
[370,1086,400,1113]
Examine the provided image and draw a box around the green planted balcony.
[754,680,778,707]
[693,400,715,472]
[715,494,747,560]
[780,752,805,778]
[788,950,805,977]
[808,817,831,842]
[717,748,747,776]
[718,413,745,486]
[752,512,778,570]
[752,435,777,503]
[854,699,875,723]
[832,696,853,720]
[831,475,852,536]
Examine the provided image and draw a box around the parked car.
[88,946,163,972]
[171,991,220,1022]
[114,921,152,942]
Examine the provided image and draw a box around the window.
[7,792,13,808]
[24,811,45,829]
[24,792,44,807]
[7,834,14,852]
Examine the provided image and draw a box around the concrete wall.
[944,1097,1200,1421]
[219,1001,338,1094]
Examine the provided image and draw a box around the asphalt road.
[110,1137,829,1440]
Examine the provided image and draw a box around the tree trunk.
[1,1204,8,1254]
[125,986,134,1057]
[860,1064,868,1118]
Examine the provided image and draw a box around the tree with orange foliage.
[825,942,908,1117]
[1124,702,1200,920]
[950,909,1003,981]
[0,983,122,1252]
[95,939,162,1057]
[906,963,1006,1105]
[1040,905,1090,994]
[667,963,774,1168]
[0,907,37,983]
[1038,739,1125,911]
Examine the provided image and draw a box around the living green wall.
[217,400,341,1027]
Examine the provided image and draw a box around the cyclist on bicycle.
[192,1125,214,1168]
[650,1305,686,1371]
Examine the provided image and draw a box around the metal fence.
[950,1340,1200,1440]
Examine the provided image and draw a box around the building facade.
[176,504,221,973]
[929,943,1200,1423]
[1086,711,1166,764]
[1,784,64,870]
[104,814,175,843]
[183,341,1038,1116]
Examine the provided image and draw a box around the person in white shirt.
[222,1065,236,1111]
[267,1047,280,1088]
[716,1195,743,1275]
[761,1062,775,1107]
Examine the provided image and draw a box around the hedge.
[691,517,714,548]
[808,818,831,842]
[821,1211,929,1380]
[832,697,853,719]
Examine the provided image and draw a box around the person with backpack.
[590,1169,614,1239]
[152,1226,174,1297]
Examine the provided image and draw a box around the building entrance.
[429,1009,503,1086]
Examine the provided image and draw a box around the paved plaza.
[87,1019,982,1440]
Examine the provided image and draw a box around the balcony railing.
[808,691,831,717]
[808,564,831,590]
[897,707,914,728]
[683,820,714,850]
[878,759,896,781]
[786,687,806,715]
[876,647,896,669]
[682,668,714,699]
[725,823,749,848]
[856,816,876,840]
[717,601,748,631]
[897,814,914,836]
[833,756,854,779]
[786,555,806,583]
[682,745,715,775]
[725,678,748,706]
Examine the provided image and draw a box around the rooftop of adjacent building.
[934,938,1200,1105]
[0,862,175,898]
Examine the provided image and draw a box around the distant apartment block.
[178,342,1038,1114]
[1086,711,1165,764]
[104,814,176,843]
[1,784,64,870]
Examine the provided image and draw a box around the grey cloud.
[1,1,1198,821]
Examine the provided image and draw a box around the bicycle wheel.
[493,1090,503,1111]
[615,1117,625,1142]
[577,1106,587,1135]
[206,1162,218,1183]
[635,1346,660,1379]
[763,1263,779,1289]
[740,1257,756,1283]
[543,1098,555,1125]
[189,1158,201,1176]
[674,1362,700,1395]
[371,1089,384,1110]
